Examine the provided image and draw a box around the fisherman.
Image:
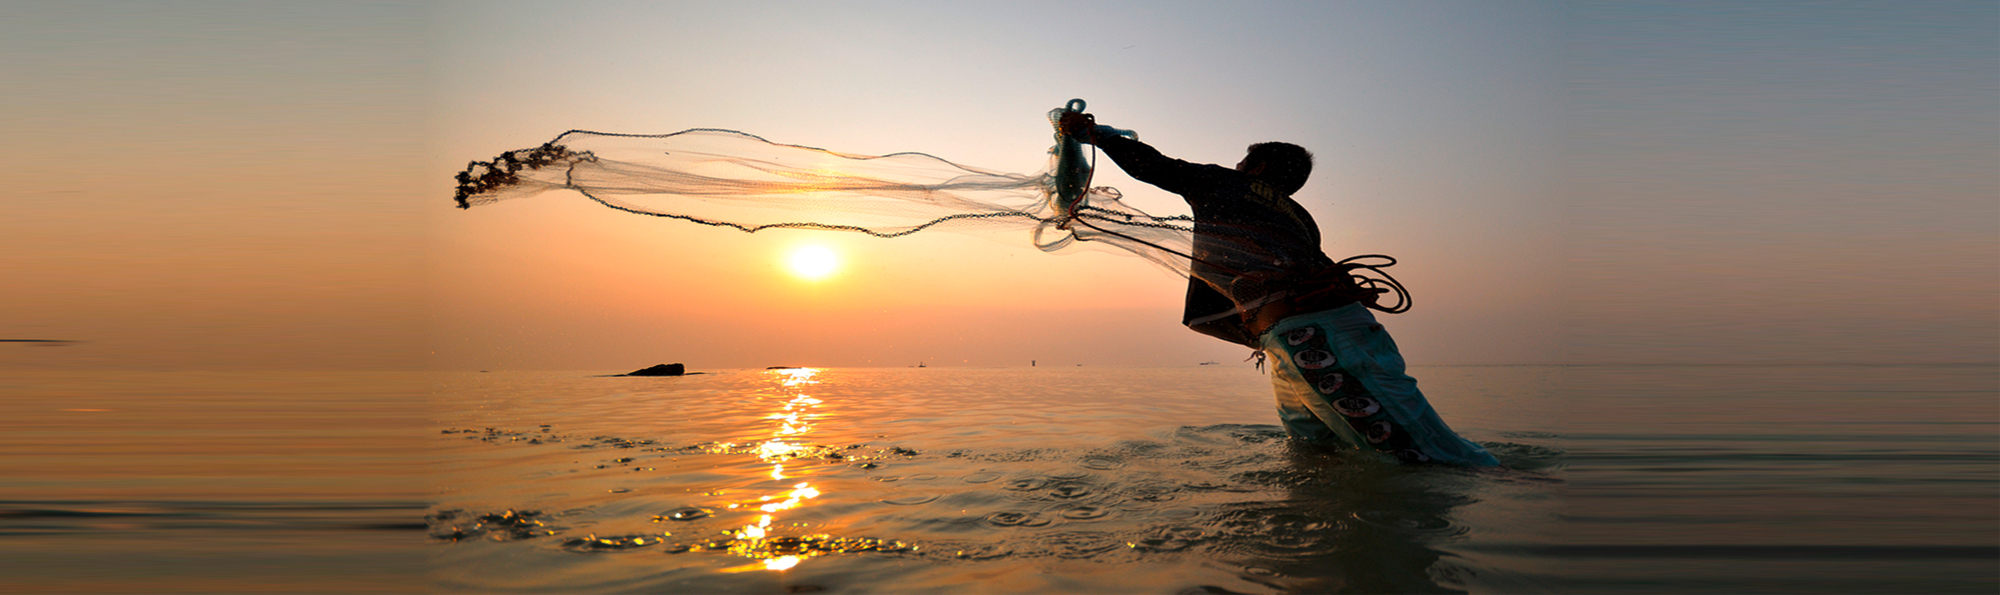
[1060,111,1499,466]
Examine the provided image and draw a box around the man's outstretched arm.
[1059,112,1211,196]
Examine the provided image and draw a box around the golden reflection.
[701,368,913,568]
[726,367,829,570]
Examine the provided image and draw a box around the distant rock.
[0,339,79,347]
[625,363,685,376]
[766,366,804,370]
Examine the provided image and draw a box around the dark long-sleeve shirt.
[1093,135,1336,347]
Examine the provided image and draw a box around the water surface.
[0,371,427,593]
[6,364,1990,593]
[427,366,1563,593]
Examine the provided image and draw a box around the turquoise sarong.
[1260,303,1500,466]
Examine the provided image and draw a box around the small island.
[623,363,685,376]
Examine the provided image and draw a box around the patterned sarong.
[1260,303,1500,466]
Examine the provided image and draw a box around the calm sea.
[2,364,1993,593]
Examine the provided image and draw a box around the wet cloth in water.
[1261,303,1500,466]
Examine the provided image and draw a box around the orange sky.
[4,2,1993,371]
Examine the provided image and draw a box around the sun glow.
[787,246,839,280]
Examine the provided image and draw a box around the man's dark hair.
[1244,142,1313,195]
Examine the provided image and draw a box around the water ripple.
[559,533,662,553]
[1040,530,1124,559]
[1047,469,1093,480]
[1047,482,1095,499]
[1351,510,1460,535]
[881,494,940,506]
[1209,506,1349,560]
[1123,484,1181,504]
[1129,525,1207,552]
[1080,456,1126,470]
[981,510,1053,528]
[1001,478,1047,492]
[656,507,710,521]
[949,543,1013,559]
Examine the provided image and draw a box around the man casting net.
[452,100,1489,466]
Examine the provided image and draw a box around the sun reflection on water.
[726,368,827,571]
[698,368,916,572]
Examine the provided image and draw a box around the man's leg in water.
[1261,303,1500,466]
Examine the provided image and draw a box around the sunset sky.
[4,1,1993,370]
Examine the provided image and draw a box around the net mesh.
[453,128,1199,276]
[453,123,1413,320]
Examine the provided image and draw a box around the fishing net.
[452,102,1413,322]
[453,126,1201,277]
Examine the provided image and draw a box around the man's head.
[1236,142,1314,195]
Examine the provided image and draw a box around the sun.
[787,245,840,280]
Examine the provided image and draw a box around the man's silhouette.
[1062,111,1498,466]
